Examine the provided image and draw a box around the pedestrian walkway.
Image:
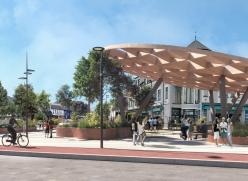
[17,130,248,154]
[0,130,247,168]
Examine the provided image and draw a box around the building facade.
[127,77,248,128]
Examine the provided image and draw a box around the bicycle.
[2,132,29,148]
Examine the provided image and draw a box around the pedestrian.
[181,116,188,140]
[49,119,54,138]
[44,120,49,138]
[153,117,158,131]
[227,118,233,147]
[187,118,193,140]
[213,118,220,146]
[219,117,228,145]
[148,117,153,131]
[137,119,146,146]
[131,120,138,145]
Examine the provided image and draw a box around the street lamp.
[18,52,35,137]
[93,46,105,148]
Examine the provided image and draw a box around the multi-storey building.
[124,40,248,128]
[127,77,248,128]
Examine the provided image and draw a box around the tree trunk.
[132,78,163,122]
[87,100,91,112]
[117,94,127,123]
[231,87,248,122]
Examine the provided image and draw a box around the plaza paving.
[14,130,247,154]
[0,130,248,168]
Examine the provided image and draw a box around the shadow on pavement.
[145,136,207,146]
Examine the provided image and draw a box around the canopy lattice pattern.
[105,43,248,92]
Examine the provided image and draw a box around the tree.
[71,101,87,115]
[95,102,110,122]
[0,81,8,115]
[13,84,37,119]
[73,52,100,112]
[134,85,155,110]
[37,90,50,112]
[5,98,17,116]
[73,51,137,122]
[36,90,50,120]
[56,84,73,110]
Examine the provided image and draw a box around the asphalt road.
[0,155,247,181]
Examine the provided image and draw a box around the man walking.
[131,120,138,145]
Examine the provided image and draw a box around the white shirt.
[137,122,145,135]
[219,121,227,129]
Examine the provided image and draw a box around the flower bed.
[208,133,248,145]
[56,127,132,140]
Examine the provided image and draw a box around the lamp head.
[93,47,105,52]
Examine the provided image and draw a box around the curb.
[0,150,247,169]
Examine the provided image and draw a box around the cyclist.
[7,114,20,145]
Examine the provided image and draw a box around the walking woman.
[220,117,228,145]
[213,118,220,146]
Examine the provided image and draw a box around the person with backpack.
[131,120,138,145]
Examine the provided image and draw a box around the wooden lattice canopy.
[105,42,248,93]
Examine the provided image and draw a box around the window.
[195,89,201,104]
[165,87,168,99]
[174,86,181,104]
[245,110,248,122]
[157,89,161,101]
[185,88,193,104]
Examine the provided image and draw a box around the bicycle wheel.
[2,134,12,146]
[17,135,29,147]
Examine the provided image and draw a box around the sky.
[1,0,248,103]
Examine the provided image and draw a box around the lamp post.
[93,46,105,148]
[18,52,35,137]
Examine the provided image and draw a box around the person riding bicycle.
[7,114,20,145]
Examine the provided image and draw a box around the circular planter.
[208,133,248,145]
[56,127,132,140]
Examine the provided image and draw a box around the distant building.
[127,76,248,128]
[50,101,87,119]
[50,103,67,118]
[124,40,248,128]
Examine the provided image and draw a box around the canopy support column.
[133,77,163,121]
[219,75,227,117]
[231,87,248,122]
[209,90,215,122]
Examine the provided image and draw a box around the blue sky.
[1,0,248,102]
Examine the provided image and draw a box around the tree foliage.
[73,52,100,103]
[95,102,110,122]
[36,90,50,120]
[13,84,37,118]
[37,90,50,113]
[134,85,155,110]
[71,101,87,115]
[56,84,73,109]
[73,50,138,122]
[0,81,8,115]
